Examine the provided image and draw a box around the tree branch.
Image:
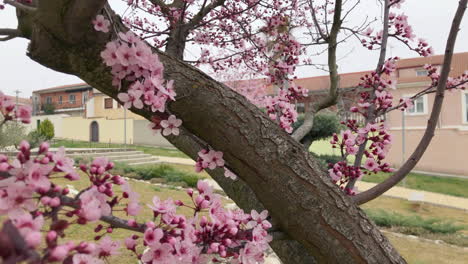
[186,0,226,29]
[291,0,343,142]
[16,1,406,262]
[346,0,391,191]
[4,0,37,13]
[353,0,467,205]
[0,28,22,41]
[59,195,147,233]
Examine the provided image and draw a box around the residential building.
[32,83,93,116]
[29,52,468,176]
[385,52,468,176]
[29,85,172,147]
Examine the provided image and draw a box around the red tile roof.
[34,52,467,96]
[4,95,32,106]
[33,83,89,93]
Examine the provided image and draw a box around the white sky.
[0,0,467,98]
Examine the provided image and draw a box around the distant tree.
[26,130,48,149]
[38,119,54,140]
[0,121,27,149]
[42,103,55,115]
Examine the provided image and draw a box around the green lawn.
[56,170,467,264]
[362,171,468,198]
[310,139,468,198]
[51,139,188,158]
[52,139,468,198]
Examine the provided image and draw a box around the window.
[69,94,76,104]
[46,96,52,104]
[104,98,113,109]
[416,69,428,76]
[406,95,426,115]
[83,93,88,104]
[58,96,63,105]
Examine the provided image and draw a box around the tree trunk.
[20,1,405,263]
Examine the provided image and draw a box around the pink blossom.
[141,242,174,263]
[16,105,31,124]
[97,235,120,257]
[50,245,70,261]
[25,162,53,191]
[78,187,111,222]
[124,236,138,250]
[148,196,176,215]
[73,254,104,264]
[160,115,182,136]
[92,15,110,33]
[52,147,79,180]
[144,228,164,246]
[115,45,137,66]
[101,41,120,66]
[247,210,271,229]
[364,158,378,172]
[199,150,225,170]
[328,169,342,182]
[224,168,237,180]
[118,89,143,109]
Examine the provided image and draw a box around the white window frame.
[69,94,76,104]
[415,69,428,76]
[404,94,428,116]
[461,90,468,124]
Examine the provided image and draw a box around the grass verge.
[362,171,468,198]
[50,139,188,158]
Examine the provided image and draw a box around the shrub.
[311,153,342,171]
[364,209,465,234]
[26,130,48,149]
[38,119,55,140]
[42,103,55,115]
[293,113,342,145]
[112,163,200,187]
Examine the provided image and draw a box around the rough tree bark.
[10,0,413,263]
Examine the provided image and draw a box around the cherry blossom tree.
[0,0,467,263]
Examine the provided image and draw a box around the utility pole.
[124,107,127,150]
[401,110,406,187]
[14,90,21,122]
[14,90,21,111]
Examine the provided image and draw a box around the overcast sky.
[0,0,467,98]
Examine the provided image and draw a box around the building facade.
[30,52,468,175]
[32,83,93,116]
[384,52,468,176]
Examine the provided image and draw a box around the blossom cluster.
[327,58,402,193]
[262,15,308,133]
[96,17,239,181]
[136,181,272,263]
[0,140,271,263]
[98,20,181,136]
[0,91,31,124]
[423,64,468,90]
[361,1,433,57]
[195,149,238,180]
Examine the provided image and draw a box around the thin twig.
[4,0,37,13]
[353,0,467,205]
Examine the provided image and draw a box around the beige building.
[384,52,468,176]
[30,52,468,175]
[29,87,172,147]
